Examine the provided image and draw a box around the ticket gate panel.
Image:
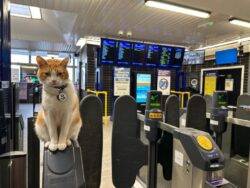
[79,95,103,188]
[112,95,147,187]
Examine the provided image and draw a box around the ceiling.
[10,0,250,52]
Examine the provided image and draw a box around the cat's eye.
[45,72,51,76]
[57,72,63,76]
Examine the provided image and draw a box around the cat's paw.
[66,139,72,146]
[44,141,50,148]
[58,143,67,150]
[48,143,58,151]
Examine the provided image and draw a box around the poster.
[157,70,171,95]
[114,67,130,96]
[204,75,217,96]
[225,79,234,91]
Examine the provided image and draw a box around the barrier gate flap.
[112,96,147,188]
[186,95,207,132]
[158,95,180,181]
[79,95,103,188]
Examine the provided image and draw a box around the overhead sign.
[114,67,130,96]
[157,70,171,95]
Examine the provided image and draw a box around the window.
[11,49,29,64]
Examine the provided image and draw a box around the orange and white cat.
[35,56,82,151]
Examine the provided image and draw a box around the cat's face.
[36,56,69,87]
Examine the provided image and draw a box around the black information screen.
[159,46,172,68]
[117,41,132,66]
[146,44,159,67]
[172,47,184,67]
[101,39,116,65]
[132,43,146,66]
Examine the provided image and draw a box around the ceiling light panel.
[10,3,31,18]
[145,0,210,18]
[229,18,250,28]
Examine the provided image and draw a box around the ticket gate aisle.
[112,91,233,188]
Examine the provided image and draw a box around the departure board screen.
[159,46,173,68]
[171,47,185,67]
[146,44,159,67]
[100,38,116,65]
[132,43,146,66]
[117,41,132,66]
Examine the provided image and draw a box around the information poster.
[225,79,234,91]
[204,75,217,96]
[157,70,171,95]
[114,67,130,96]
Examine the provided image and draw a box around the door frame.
[200,65,245,94]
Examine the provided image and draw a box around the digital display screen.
[132,43,146,66]
[172,47,185,67]
[117,41,132,66]
[136,74,151,103]
[101,39,116,65]
[217,93,228,107]
[183,50,205,65]
[215,48,238,65]
[149,92,161,109]
[146,45,159,67]
[159,46,172,68]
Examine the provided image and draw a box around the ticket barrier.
[112,91,233,188]
[210,91,228,148]
[28,95,103,188]
[222,94,250,188]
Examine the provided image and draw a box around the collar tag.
[57,91,67,102]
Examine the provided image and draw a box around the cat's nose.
[52,80,57,84]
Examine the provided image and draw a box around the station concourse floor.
[20,103,141,188]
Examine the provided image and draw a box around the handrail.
[170,90,190,109]
[87,89,109,125]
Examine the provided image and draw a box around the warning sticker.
[174,150,184,166]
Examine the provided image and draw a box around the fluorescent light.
[30,6,42,19]
[145,0,210,18]
[76,38,87,48]
[229,18,250,28]
[196,37,250,50]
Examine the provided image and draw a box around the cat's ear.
[36,56,47,67]
[61,57,69,68]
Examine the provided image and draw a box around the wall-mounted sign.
[114,67,130,96]
[204,74,217,96]
[157,70,171,95]
[225,79,234,91]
